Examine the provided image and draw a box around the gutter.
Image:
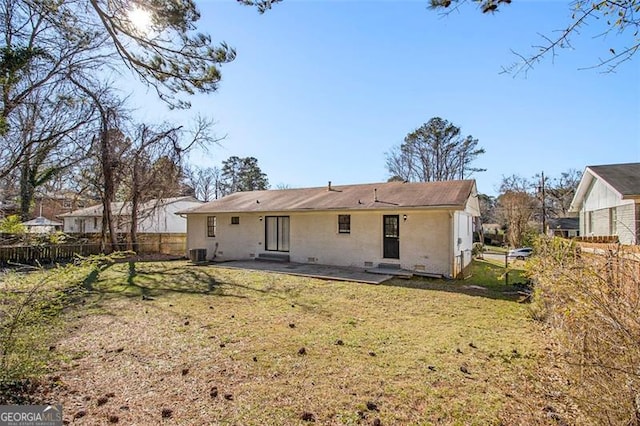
[177,205,467,215]
[448,210,454,279]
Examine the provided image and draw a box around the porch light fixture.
[259,216,263,221]
[403,214,408,221]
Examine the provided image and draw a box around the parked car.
[507,247,533,260]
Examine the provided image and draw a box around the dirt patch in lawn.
[31,261,573,425]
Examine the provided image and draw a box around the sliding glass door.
[265,216,290,252]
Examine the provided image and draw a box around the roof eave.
[182,204,467,215]
[569,168,594,213]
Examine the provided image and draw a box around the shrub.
[0,254,122,388]
[529,237,640,424]
[0,215,26,234]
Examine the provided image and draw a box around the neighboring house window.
[207,216,217,237]
[338,215,351,234]
[62,199,71,209]
[231,216,240,225]
[587,211,594,234]
[610,207,617,234]
[94,217,98,229]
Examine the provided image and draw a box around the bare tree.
[428,0,640,74]
[496,175,538,247]
[246,0,639,73]
[122,118,218,250]
[69,77,128,252]
[8,83,97,220]
[546,169,581,218]
[1,0,238,183]
[497,190,537,247]
[386,117,485,182]
[185,166,223,202]
[0,0,106,177]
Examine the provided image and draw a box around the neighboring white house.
[22,216,63,234]
[59,196,203,234]
[179,180,480,278]
[546,217,579,239]
[570,163,640,244]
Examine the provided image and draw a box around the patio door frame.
[383,215,400,259]
[265,216,290,252]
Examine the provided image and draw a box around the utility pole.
[541,171,546,235]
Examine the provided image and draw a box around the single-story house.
[59,196,203,234]
[22,216,63,234]
[546,217,579,238]
[570,163,640,244]
[179,180,480,278]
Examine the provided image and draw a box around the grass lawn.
[40,260,557,425]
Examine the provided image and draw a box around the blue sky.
[134,1,640,196]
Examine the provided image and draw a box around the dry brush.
[530,238,640,424]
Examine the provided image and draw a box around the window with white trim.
[207,216,217,237]
[338,215,351,234]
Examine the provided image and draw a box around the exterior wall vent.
[364,261,374,267]
[307,257,317,263]
[414,264,426,271]
[249,253,255,258]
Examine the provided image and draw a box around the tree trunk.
[19,151,33,222]
[129,156,140,253]
[101,126,118,253]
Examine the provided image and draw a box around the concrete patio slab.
[210,260,394,284]
[365,267,414,278]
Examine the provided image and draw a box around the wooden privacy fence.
[0,233,188,266]
[133,233,187,256]
[573,235,620,244]
[0,243,103,266]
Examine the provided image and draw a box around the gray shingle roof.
[547,217,579,230]
[58,196,201,217]
[22,216,63,226]
[183,180,476,214]
[589,163,640,196]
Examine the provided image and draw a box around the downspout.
[448,210,454,279]
[183,213,190,258]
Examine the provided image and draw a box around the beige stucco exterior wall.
[186,209,457,276]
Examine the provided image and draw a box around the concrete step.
[367,266,413,278]
[256,253,290,263]
[377,262,401,269]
